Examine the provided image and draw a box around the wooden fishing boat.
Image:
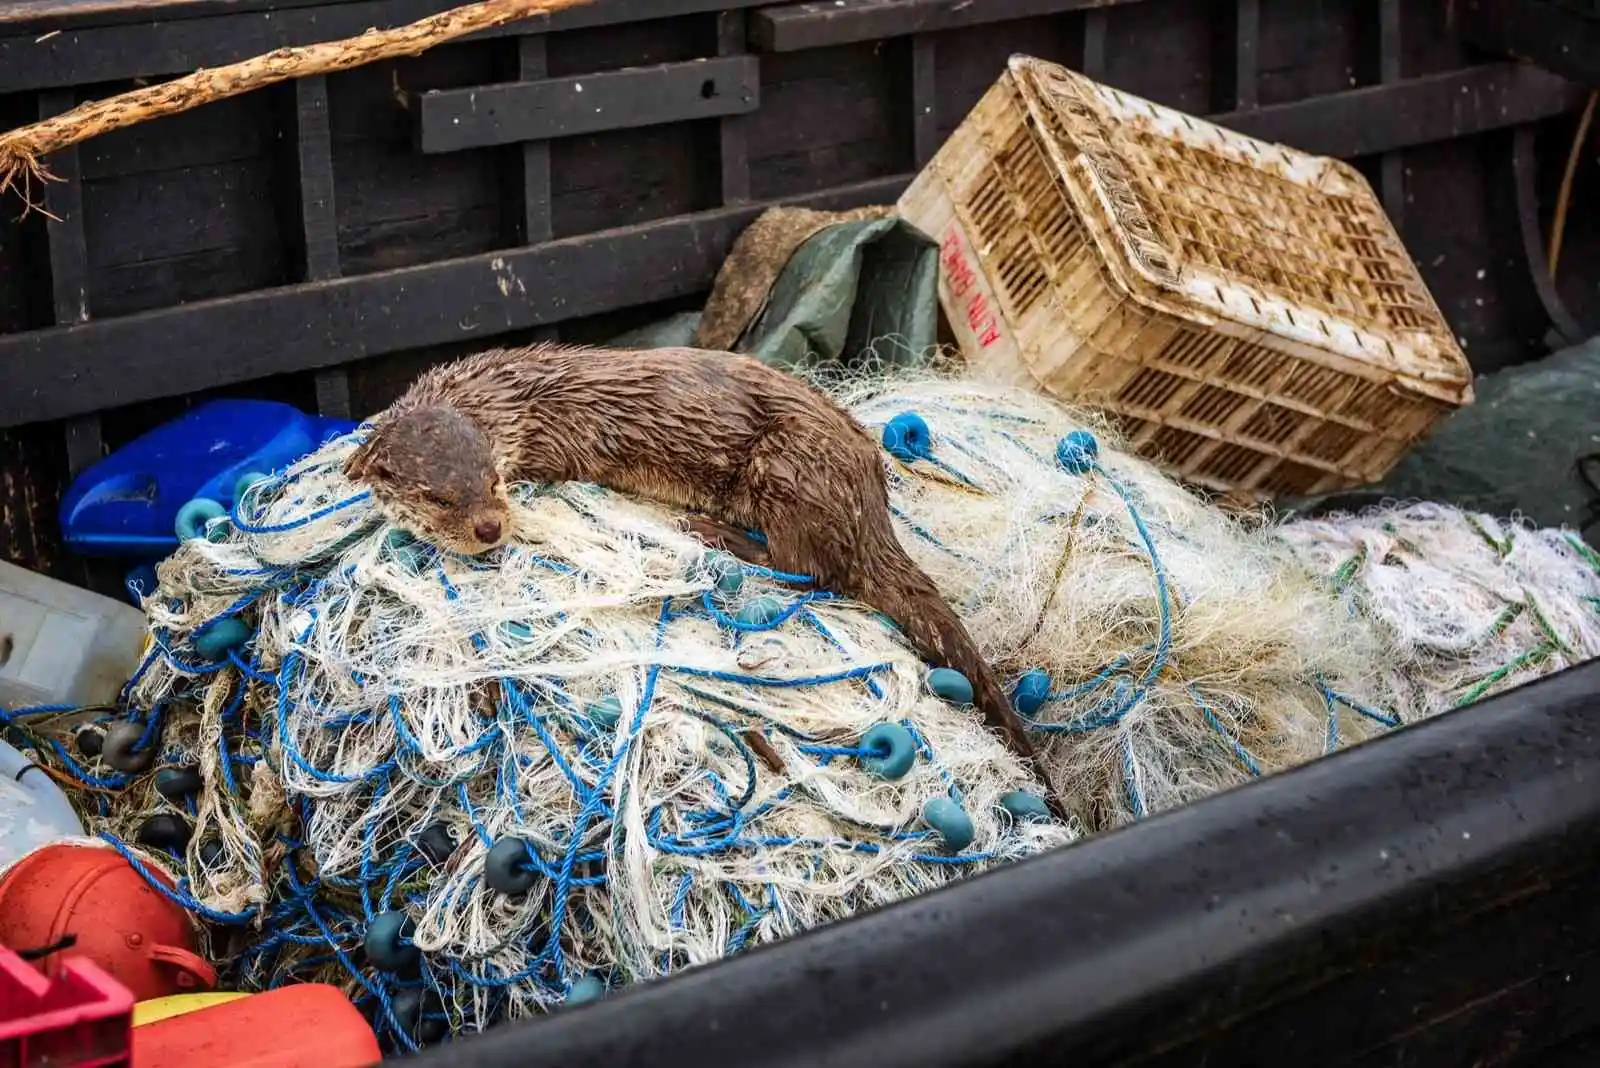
[0,1,1595,1064]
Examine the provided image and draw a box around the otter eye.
[425,493,452,510]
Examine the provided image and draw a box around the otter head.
[343,405,513,556]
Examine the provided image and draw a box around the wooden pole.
[0,0,596,213]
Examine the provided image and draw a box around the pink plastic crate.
[0,946,133,1068]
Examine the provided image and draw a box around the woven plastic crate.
[897,56,1474,499]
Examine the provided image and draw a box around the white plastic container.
[0,737,85,869]
[0,558,148,712]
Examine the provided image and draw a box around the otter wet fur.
[345,342,1063,815]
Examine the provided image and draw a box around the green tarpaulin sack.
[609,205,940,373]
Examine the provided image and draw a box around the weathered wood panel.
[0,0,1591,588]
[749,43,903,199]
[415,56,760,154]
[750,0,1143,51]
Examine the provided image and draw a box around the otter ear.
[343,435,390,483]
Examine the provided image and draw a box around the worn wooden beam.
[1212,62,1586,160]
[1457,0,1600,89]
[37,89,113,589]
[415,56,760,154]
[286,76,339,283]
[1377,0,1404,230]
[36,90,101,478]
[908,34,938,166]
[1223,0,1260,111]
[0,175,911,429]
[283,74,349,420]
[515,34,554,242]
[750,0,1146,53]
[1080,9,1107,79]
[716,11,752,205]
[1,56,1585,429]
[0,0,777,91]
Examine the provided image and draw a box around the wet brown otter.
[345,342,1060,813]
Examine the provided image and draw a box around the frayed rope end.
[0,143,63,221]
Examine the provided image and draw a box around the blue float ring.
[364,910,420,973]
[921,796,975,854]
[484,836,542,896]
[232,470,270,504]
[1056,429,1100,475]
[999,790,1053,824]
[705,551,745,597]
[192,616,252,661]
[175,497,227,542]
[925,667,975,706]
[567,974,607,1006]
[882,411,933,462]
[1010,669,1052,718]
[735,595,784,627]
[588,696,622,730]
[857,721,916,780]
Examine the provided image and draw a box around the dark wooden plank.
[0,0,776,91]
[751,0,1147,52]
[283,74,349,419]
[37,89,103,483]
[1377,0,1404,231]
[1457,0,1600,89]
[288,76,340,282]
[78,89,275,180]
[749,42,901,200]
[81,158,290,318]
[1102,0,1217,113]
[1229,0,1260,110]
[3,55,1581,429]
[909,33,937,167]
[0,174,911,429]
[0,0,808,34]
[716,10,752,204]
[0,0,337,33]
[38,89,108,589]
[37,93,89,330]
[517,34,554,242]
[1212,62,1586,161]
[547,124,712,240]
[415,56,761,155]
[1081,9,1107,79]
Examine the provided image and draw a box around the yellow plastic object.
[132,991,250,1027]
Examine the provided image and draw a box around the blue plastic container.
[60,399,357,560]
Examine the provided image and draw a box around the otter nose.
[474,518,503,544]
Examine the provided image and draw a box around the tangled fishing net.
[1280,502,1600,720]
[838,375,1386,828]
[6,368,1598,1054]
[14,399,1077,1052]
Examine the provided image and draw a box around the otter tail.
[844,546,1066,818]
